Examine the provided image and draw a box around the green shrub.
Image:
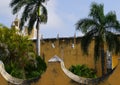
[24,56,47,79]
[5,56,47,79]
[0,27,47,79]
[69,64,97,78]
[5,62,25,79]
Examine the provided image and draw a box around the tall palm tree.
[10,0,48,56]
[76,2,120,76]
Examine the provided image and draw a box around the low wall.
[0,60,120,85]
[0,74,8,85]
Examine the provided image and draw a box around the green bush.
[0,27,47,79]
[69,64,97,78]
[5,62,25,79]
[24,56,47,79]
[5,56,47,79]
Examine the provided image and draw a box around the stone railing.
[0,61,24,84]
[0,60,40,85]
[48,55,115,85]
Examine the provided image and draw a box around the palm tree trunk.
[36,17,40,56]
[100,44,106,75]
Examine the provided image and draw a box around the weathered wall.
[0,63,81,85]
[99,60,120,85]
[0,37,119,85]
[0,74,8,85]
[31,62,80,85]
[40,37,102,76]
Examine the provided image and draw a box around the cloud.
[0,1,15,27]
[0,0,64,29]
[0,1,9,8]
[41,0,65,29]
[0,1,12,15]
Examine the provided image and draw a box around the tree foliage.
[10,0,48,32]
[69,64,97,78]
[0,26,46,79]
[76,2,120,57]
[76,2,120,75]
[10,0,48,56]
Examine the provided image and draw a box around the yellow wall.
[112,55,119,69]
[0,37,119,85]
[40,37,102,76]
[99,60,120,85]
[0,75,8,85]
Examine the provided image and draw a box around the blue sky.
[0,0,120,38]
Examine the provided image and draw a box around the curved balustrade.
[0,61,24,84]
[0,55,115,85]
[48,55,115,85]
[0,60,40,85]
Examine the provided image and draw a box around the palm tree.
[76,2,120,76]
[10,0,48,56]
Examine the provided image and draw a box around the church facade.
[11,16,37,40]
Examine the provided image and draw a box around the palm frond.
[20,3,36,30]
[10,0,28,14]
[89,2,104,24]
[76,18,99,33]
[40,4,48,23]
[28,8,38,34]
[105,12,117,22]
[10,0,48,33]
[105,11,120,32]
[81,29,97,55]
[41,0,46,3]
[106,31,120,54]
[10,0,21,7]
